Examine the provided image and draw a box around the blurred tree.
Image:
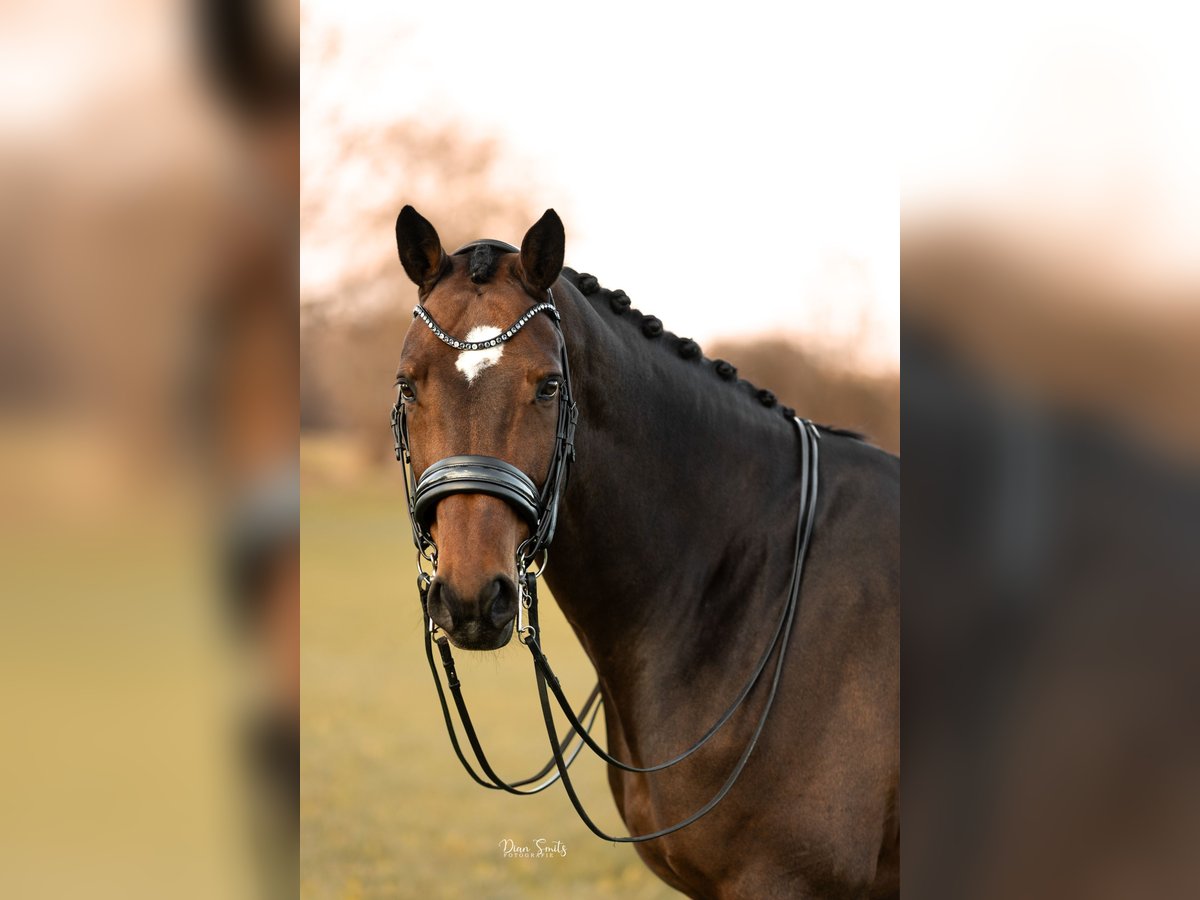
[300,125,537,457]
[300,12,542,458]
[709,338,900,454]
[301,115,538,457]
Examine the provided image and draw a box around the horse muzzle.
[424,569,520,650]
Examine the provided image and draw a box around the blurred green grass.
[300,448,678,899]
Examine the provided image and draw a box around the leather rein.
[391,241,822,842]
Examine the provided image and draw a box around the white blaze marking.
[455,325,504,385]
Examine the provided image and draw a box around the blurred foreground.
[904,225,1200,897]
[0,1,296,897]
[902,10,1200,890]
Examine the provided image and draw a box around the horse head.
[394,205,568,650]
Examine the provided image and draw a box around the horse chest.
[603,724,711,892]
[611,772,700,892]
[611,770,655,833]
[602,717,663,837]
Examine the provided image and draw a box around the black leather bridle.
[392,239,579,612]
[392,240,822,842]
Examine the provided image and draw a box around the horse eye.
[397,381,417,403]
[536,378,561,401]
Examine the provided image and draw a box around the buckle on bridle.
[516,592,536,645]
[516,565,537,644]
[565,402,579,462]
[517,609,535,645]
[391,403,405,462]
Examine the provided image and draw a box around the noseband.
[391,238,822,844]
[411,456,540,531]
[391,239,578,624]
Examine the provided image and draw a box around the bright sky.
[301,0,899,370]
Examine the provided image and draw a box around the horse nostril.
[484,576,518,629]
[425,578,455,632]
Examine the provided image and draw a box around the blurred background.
[902,3,1200,898]
[299,2,898,898]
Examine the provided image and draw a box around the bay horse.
[392,206,899,899]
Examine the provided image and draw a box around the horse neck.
[544,281,803,697]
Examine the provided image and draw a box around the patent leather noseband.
[411,455,540,531]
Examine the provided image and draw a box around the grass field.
[300,443,679,899]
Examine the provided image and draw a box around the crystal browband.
[412,301,560,351]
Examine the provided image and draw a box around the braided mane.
[561,267,867,441]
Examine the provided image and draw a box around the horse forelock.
[467,244,500,285]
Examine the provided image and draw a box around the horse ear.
[396,205,448,290]
[518,209,565,294]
